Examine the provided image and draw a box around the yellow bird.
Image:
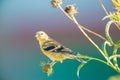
[35,31,85,63]
[112,0,120,8]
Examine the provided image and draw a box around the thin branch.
[58,4,113,66]
[98,0,109,15]
[58,4,109,42]
[99,0,120,30]
[109,55,120,60]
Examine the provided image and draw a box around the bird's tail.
[75,58,86,63]
[69,54,86,63]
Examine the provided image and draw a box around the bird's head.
[35,31,49,42]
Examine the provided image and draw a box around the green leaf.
[102,41,109,57]
[105,20,114,44]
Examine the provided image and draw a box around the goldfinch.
[35,31,85,63]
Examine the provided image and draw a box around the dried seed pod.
[65,5,77,16]
[42,64,53,76]
[51,0,62,8]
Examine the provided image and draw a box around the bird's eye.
[40,32,44,36]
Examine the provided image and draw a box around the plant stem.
[72,16,113,64]
[58,4,114,66]
[99,0,120,30]
[98,0,109,15]
[77,55,120,73]
[73,16,110,63]
[112,45,119,69]
[109,53,120,71]
[88,57,120,73]
[58,4,109,42]
[80,25,107,42]
[105,21,114,44]
[103,41,109,57]
[114,22,120,30]
[57,3,120,73]
[109,54,120,60]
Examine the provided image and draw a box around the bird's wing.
[42,39,74,54]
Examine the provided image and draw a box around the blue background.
[0,0,120,80]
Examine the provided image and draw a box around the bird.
[35,31,85,63]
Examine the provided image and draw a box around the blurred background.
[0,0,120,80]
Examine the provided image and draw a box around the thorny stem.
[58,4,113,66]
[99,0,120,30]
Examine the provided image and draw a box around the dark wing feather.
[42,39,76,54]
[43,45,56,51]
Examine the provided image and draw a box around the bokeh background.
[0,0,120,80]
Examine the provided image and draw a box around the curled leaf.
[102,41,109,57]
[105,20,114,45]
[77,62,87,78]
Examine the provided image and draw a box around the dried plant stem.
[99,0,109,15]
[115,23,120,30]
[99,0,120,30]
[58,4,113,65]
[72,16,113,65]
[58,4,109,42]
[81,26,107,41]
